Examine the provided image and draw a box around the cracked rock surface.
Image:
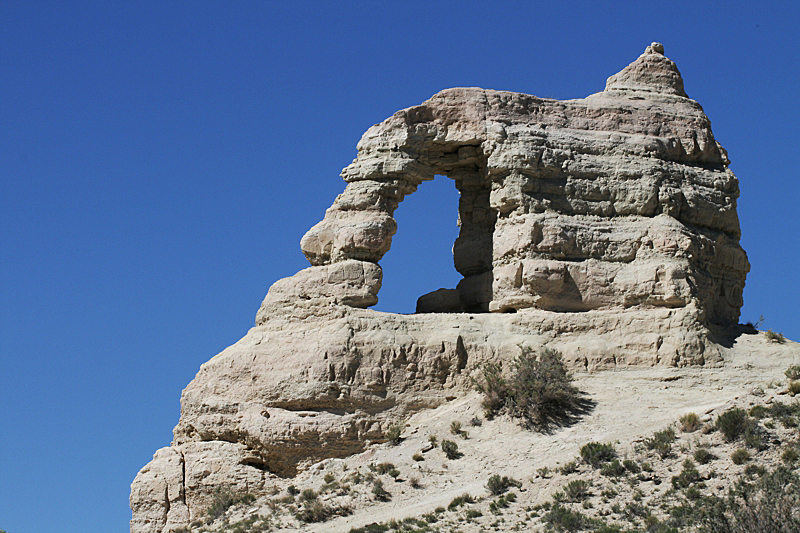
[130,44,750,533]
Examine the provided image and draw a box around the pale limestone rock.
[131,45,750,532]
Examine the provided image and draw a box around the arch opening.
[371,175,461,314]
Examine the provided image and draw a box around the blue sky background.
[1,1,798,531]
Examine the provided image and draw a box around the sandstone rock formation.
[131,44,749,533]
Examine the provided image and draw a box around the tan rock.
[131,44,752,532]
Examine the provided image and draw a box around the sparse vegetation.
[580,442,617,468]
[474,347,591,430]
[205,486,256,522]
[765,329,786,343]
[559,460,579,474]
[716,408,753,442]
[447,493,475,510]
[694,447,717,464]
[679,412,701,432]
[785,365,800,380]
[372,479,391,501]
[375,462,396,475]
[644,427,676,458]
[600,459,626,477]
[731,448,751,465]
[486,474,521,495]
[441,439,461,459]
[450,420,468,438]
[385,422,403,445]
[563,479,591,502]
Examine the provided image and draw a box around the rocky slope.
[131,44,756,533]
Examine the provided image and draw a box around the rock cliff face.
[131,44,748,533]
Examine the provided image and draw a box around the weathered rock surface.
[131,44,750,532]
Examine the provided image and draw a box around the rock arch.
[259,43,749,326]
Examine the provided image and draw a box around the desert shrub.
[441,439,461,459]
[563,479,592,502]
[387,468,400,479]
[375,462,395,475]
[466,509,483,519]
[731,448,751,465]
[372,479,391,501]
[785,365,800,380]
[474,347,590,430]
[486,474,521,495]
[427,434,438,447]
[300,488,317,501]
[295,500,351,523]
[469,416,482,426]
[680,413,702,432]
[542,503,591,532]
[744,464,767,478]
[645,427,676,458]
[788,381,800,396]
[559,460,579,474]
[450,420,463,435]
[765,329,786,343]
[447,493,475,510]
[600,460,626,477]
[694,448,717,465]
[287,485,299,495]
[623,459,641,473]
[580,442,617,468]
[205,487,256,522]
[385,422,403,445]
[671,459,702,489]
[323,473,335,484]
[781,447,798,463]
[409,476,422,489]
[412,453,424,462]
[691,466,800,533]
[716,408,754,442]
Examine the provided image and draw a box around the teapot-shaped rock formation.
[131,44,748,533]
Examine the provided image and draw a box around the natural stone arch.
[261,43,749,326]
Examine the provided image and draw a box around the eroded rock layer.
[131,44,748,533]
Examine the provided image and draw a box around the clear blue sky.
[1,1,798,531]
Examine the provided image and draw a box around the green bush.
[694,447,717,465]
[580,442,617,468]
[600,460,626,477]
[785,365,800,380]
[295,500,351,523]
[474,348,590,430]
[375,462,395,475]
[671,459,701,489]
[559,460,579,474]
[385,422,403,445]
[542,503,591,532]
[680,413,701,432]
[372,479,391,501]
[441,439,461,459]
[205,487,256,522]
[644,427,676,458]
[486,474,521,495]
[716,408,754,442]
[622,459,640,473]
[447,493,475,510]
[765,329,786,343]
[692,466,800,533]
[782,447,798,463]
[563,479,592,502]
[731,448,751,465]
